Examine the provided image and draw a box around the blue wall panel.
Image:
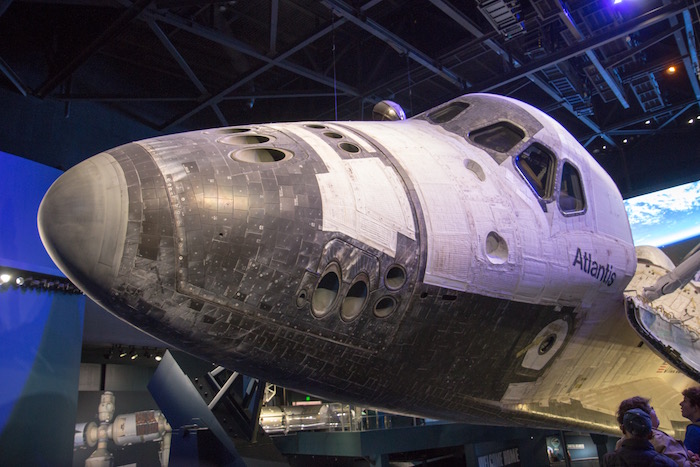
[0,151,85,465]
[0,150,63,275]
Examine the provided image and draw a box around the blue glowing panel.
[0,289,84,464]
[624,180,700,247]
[0,151,63,275]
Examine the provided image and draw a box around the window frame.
[468,121,526,155]
[513,142,557,201]
[557,160,587,216]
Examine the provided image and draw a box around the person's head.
[622,408,653,439]
[681,387,700,421]
[617,396,660,428]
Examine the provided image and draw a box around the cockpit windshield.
[469,121,525,154]
[559,162,586,213]
[427,102,469,124]
[515,143,555,199]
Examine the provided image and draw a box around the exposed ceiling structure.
[2,0,700,198]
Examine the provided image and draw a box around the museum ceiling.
[1,0,700,198]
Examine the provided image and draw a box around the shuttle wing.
[625,246,700,380]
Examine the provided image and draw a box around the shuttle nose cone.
[38,152,128,295]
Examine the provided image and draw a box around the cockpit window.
[558,162,586,213]
[427,102,469,124]
[515,143,555,199]
[469,121,525,153]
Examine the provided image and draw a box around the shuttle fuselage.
[41,94,676,433]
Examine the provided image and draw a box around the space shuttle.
[37,93,700,438]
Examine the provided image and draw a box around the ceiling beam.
[555,1,629,109]
[682,9,700,101]
[429,0,522,71]
[147,18,207,95]
[146,18,228,126]
[428,0,615,145]
[0,0,12,18]
[50,91,343,102]
[579,98,699,142]
[322,0,468,90]
[270,0,278,56]
[604,23,683,70]
[155,1,386,129]
[147,8,359,95]
[0,56,28,96]
[527,74,616,147]
[473,2,693,94]
[663,1,700,101]
[35,0,153,99]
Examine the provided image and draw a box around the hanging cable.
[406,54,413,117]
[332,11,338,120]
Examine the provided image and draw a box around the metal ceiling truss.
[4,0,700,151]
[426,0,615,146]
[322,0,469,90]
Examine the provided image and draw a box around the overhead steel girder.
[36,0,154,99]
[473,2,694,94]
[0,0,13,18]
[147,18,207,95]
[662,1,700,101]
[555,1,629,109]
[148,10,359,96]
[682,9,700,100]
[147,18,228,127]
[0,56,28,97]
[270,0,278,56]
[322,0,468,90]
[428,0,615,146]
[153,1,386,129]
[49,91,340,103]
[154,21,354,130]
[528,74,617,147]
[579,99,698,141]
[429,0,518,66]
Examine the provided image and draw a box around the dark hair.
[683,387,700,408]
[617,396,651,425]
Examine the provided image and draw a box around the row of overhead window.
[427,102,586,215]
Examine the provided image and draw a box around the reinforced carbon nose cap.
[38,152,128,296]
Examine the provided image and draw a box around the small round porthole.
[539,334,557,355]
[385,265,406,290]
[374,296,397,318]
[340,276,369,322]
[485,231,508,264]
[306,124,326,129]
[232,148,292,163]
[219,135,271,145]
[324,132,343,139]
[339,142,360,153]
[311,264,341,318]
[296,289,308,309]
